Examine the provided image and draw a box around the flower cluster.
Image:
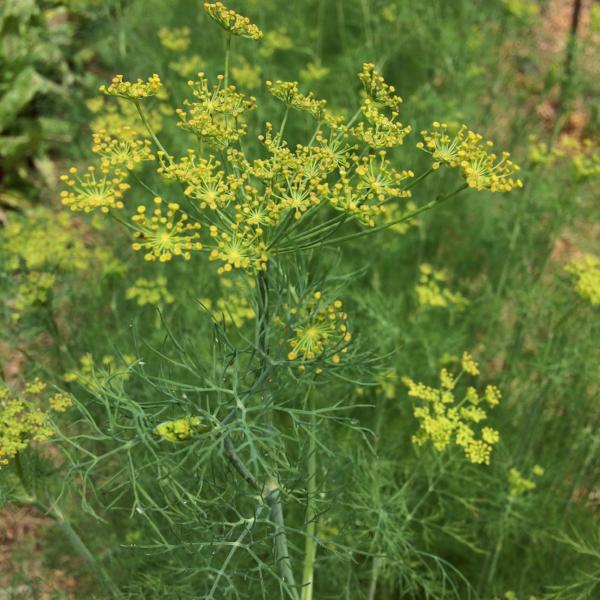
[354,64,410,149]
[126,276,174,306]
[13,271,56,321]
[60,166,130,213]
[508,465,544,497]
[418,122,523,192]
[203,2,263,40]
[565,253,600,305]
[92,127,155,172]
[131,197,203,262]
[64,354,136,394]
[176,73,256,148]
[267,80,327,120]
[158,26,191,52]
[155,416,211,442]
[357,63,403,111]
[100,74,163,100]
[199,276,256,327]
[403,353,501,464]
[416,264,469,311]
[276,292,352,369]
[0,379,71,466]
[353,98,411,148]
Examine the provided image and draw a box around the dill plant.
[1,2,532,598]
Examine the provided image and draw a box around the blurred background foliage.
[1,0,599,598]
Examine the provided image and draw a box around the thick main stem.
[301,391,318,600]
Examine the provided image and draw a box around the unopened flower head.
[204,2,262,40]
[155,415,210,442]
[100,74,163,100]
[131,197,203,262]
[60,166,130,213]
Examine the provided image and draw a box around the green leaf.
[0,67,45,132]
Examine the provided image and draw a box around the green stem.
[224,32,232,87]
[301,390,318,600]
[278,106,290,145]
[133,100,170,161]
[277,183,468,253]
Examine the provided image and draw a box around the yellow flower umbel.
[158,26,192,52]
[99,74,163,100]
[203,2,263,40]
[0,380,72,467]
[126,276,175,306]
[155,415,211,442]
[565,253,600,305]
[278,292,352,368]
[199,276,256,327]
[267,80,327,121]
[354,65,410,149]
[176,73,256,148]
[12,271,56,321]
[208,224,268,274]
[416,264,469,311]
[418,122,523,192]
[92,127,155,173]
[508,465,544,497]
[403,353,501,465]
[357,63,403,111]
[131,197,203,262]
[60,166,130,213]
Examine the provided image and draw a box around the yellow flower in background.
[416,264,469,311]
[64,354,136,394]
[12,271,56,321]
[565,254,600,306]
[403,354,500,464]
[0,380,71,467]
[259,28,293,57]
[169,54,205,78]
[126,276,175,306]
[158,26,191,52]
